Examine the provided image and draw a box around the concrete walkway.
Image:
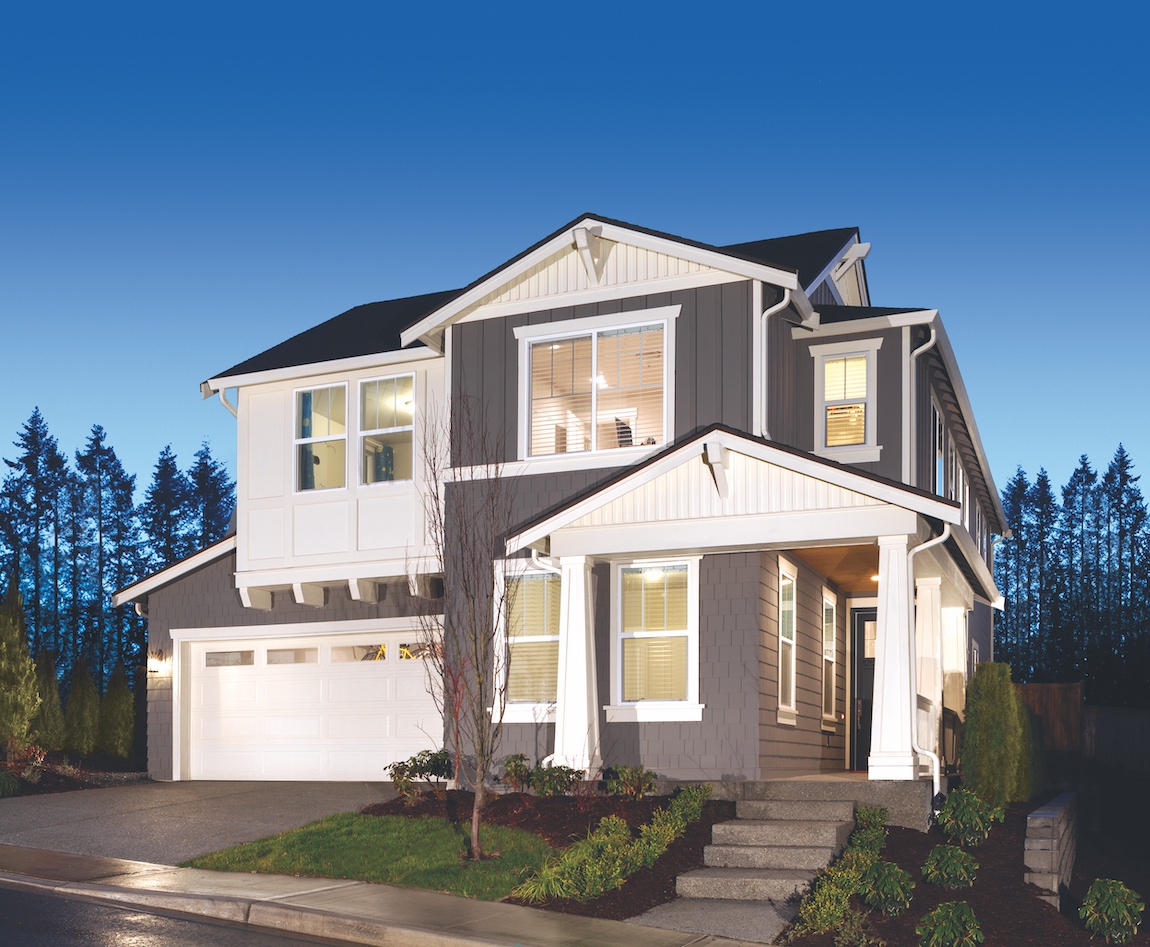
[0,781,793,945]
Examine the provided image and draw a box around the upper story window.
[295,384,346,491]
[360,375,414,484]
[514,306,679,461]
[809,338,882,464]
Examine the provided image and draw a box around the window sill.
[604,702,705,723]
[814,445,882,464]
[501,704,556,724]
[777,709,797,727]
[821,718,838,733]
[514,445,663,476]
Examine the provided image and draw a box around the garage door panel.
[328,677,392,703]
[199,715,261,740]
[329,714,390,739]
[263,679,323,704]
[396,676,430,701]
[199,679,259,706]
[395,713,436,740]
[263,750,325,778]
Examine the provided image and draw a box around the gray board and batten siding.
[142,551,429,781]
[449,281,766,467]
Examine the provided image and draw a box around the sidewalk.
[0,842,780,947]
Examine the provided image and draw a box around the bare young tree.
[413,396,518,860]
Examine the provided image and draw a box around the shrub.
[30,650,65,751]
[963,663,1025,806]
[98,664,135,759]
[502,753,531,793]
[1079,878,1144,944]
[0,592,40,760]
[530,763,583,797]
[936,789,1003,848]
[860,860,915,916]
[387,749,454,803]
[854,806,889,831]
[0,770,18,798]
[605,764,658,800]
[922,845,978,889]
[834,908,887,947]
[915,901,984,947]
[850,826,888,856]
[64,660,100,757]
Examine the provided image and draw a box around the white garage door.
[186,632,441,780]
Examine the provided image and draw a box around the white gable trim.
[400,217,802,350]
[504,429,961,555]
[206,346,438,393]
[112,536,238,607]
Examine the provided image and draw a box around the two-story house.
[115,214,1005,789]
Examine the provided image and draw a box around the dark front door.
[850,607,877,771]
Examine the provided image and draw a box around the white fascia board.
[931,320,1008,532]
[400,217,802,349]
[234,553,438,591]
[504,428,961,554]
[170,615,432,643]
[205,346,438,394]
[792,309,937,340]
[550,506,921,559]
[950,524,1004,609]
[112,536,237,607]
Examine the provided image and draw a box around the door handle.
[855,698,863,729]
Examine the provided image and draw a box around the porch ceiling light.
[870,574,880,582]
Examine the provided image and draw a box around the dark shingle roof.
[816,305,929,325]
[210,289,463,381]
[722,228,858,292]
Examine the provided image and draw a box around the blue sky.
[1,2,1146,500]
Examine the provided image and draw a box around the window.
[778,558,797,720]
[514,306,678,460]
[932,399,945,497]
[205,650,253,667]
[295,385,346,490]
[332,643,387,662]
[267,647,318,665]
[608,557,702,722]
[810,339,882,463]
[360,375,414,484]
[505,572,561,704]
[822,591,836,720]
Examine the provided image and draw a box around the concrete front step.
[711,818,853,849]
[677,866,815,901]
[736,798,855,822]
[704,842,838,870]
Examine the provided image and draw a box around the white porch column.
[869,534,918,780]
[914,577,943,759]
[552,556,601,774]
[940,607,969,717]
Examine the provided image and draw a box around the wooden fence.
[1083,706,1150,774]
[1015,683,1083,751]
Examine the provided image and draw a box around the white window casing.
[809,338,883,464]
[778,556,798,724]
[822,587,837,724]
[359,374,415,486]
[495,559,559,724]
[606,556,703,723]
[294,383,348,491]
[514,305,680,465]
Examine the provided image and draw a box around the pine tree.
[0,586,41,761]
[30,649,65,750]
[98,664,134,759]
[64,659,100,757]
[186,440,234,550]
[140,445,190,568]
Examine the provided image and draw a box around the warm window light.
[870,574,880,582]
[594,374,608,389]
[644,568,665,582]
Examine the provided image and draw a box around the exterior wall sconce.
[147,651,171,676]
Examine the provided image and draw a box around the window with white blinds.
[528,322,665,456]
[809,338,882,462]
[779,563,796,713]
[505,573,560,703]
[822,592,836,719]
[620,564,689,701]
[823,355,867,447]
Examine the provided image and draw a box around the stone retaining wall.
[1025,792,1078,909]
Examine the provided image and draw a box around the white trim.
[293,381,349,494]
[810,337,883,462]
[234,555,437,591]
[494,558,560,723]
[112,536,237,606]
[821,586,837,722]
[206,347,438,393]
[399,216,800,348]
[357,371,416,487]
[901,326,912,485]
[454,447,660,481]
[516,305,678,461]
[169,616,428,642]
[791,310,936,340]
[605,556,703,721]
[751,280,764,437]
[777,555,798,717]
[800,231,860,295]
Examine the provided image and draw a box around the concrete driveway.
[0,781,395,865]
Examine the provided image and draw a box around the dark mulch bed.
[2,750,147,796]
[362,788,736,919]
[787,802,1150,947]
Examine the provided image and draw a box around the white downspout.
[760,288,792,440]
[217,389,238,418]
[908,328,937,487]
[907,522,951,799]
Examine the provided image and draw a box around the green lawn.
[180,811,553,901]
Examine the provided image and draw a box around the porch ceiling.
[791,544,880,595]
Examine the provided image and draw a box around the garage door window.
[205,650,253,667]
[268,647,318,665]
[332,643,387,662]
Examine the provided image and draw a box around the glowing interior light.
[644,568,664,582]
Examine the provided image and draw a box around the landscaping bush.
[963,663,1028,806]
[0,592,40,761]
[98,664,134,759]
[1079,878,1144,944]
[922,844,978,889]
[30,650,65,751]
[387,749,454,803]
[834,908,886,947]
[854,806,890,831]
[860,859,915,916]
[0,770,18,798]
[935,789,1003,848]
[502,753,531,793]
[514,784,711,903]
[915,901,984,947]
[529,762,583,798]
[64,660,100,757]
[605,764,658,799]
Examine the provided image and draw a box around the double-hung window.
[821,589,836,722]
[505,571,561,705]
[360,374,414,484]
[295,384,346,491]
[778,557,797,722]
[810,338,882,464]
[607,558,702,722]
[515,306,678,460]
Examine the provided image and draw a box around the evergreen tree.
[64,659,100,757]
[0,586,40,760]
[98,664,134,759]
[186,440,234,550]
[996,468,1031,674]
[1058,457,1100,691]
[1029,471,1061,679]
[61,467,91,677]
[30,649,65,750]
[140,445,190,568]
